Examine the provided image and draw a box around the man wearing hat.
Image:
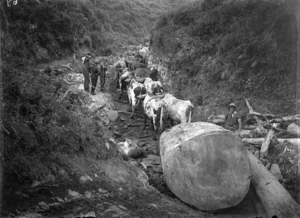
[224,103,242,135]
[83,54,92,92]
[99,60,107,91]
[90,60,101,95]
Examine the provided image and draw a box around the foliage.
[1,0,193,64]
[150,0,298,116]
[2,64,118,184]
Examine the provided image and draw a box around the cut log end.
[160,122,251,211]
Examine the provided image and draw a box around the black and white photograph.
[0,0,299,217]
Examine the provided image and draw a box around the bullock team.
[113,46,194,140]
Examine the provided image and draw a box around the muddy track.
[106,69,177,198]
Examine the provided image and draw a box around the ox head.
[151,82,163,95]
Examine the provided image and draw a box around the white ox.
[162,93,194,125]
[144,77,163,95]
[127,79,146,118]
[143,94,168,140]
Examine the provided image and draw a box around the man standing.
[99,60,107,91]
[90,60,100,95]
[83,54,92,92]
[224,103,242,136]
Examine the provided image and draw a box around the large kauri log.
[159,122,251,211]
[247,151,300,218]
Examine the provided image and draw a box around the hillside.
[150,0,299,119]
[2,0,193,64]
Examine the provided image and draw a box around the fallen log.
[61,64,75,72]
[269,114,300,123]
[159,122,251,211]
[244,98,267,135]
[260,123,279,155]
[244,98,275,120]
[243,138,300,150]
[247,151,300,217]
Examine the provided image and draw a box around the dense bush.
[1,0,194,64]
[150,0,298,115]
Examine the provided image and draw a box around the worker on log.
[224,103,242,136]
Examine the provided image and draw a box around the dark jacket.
[224,112,240,131]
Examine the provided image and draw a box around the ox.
[114,58,129,88]
[142,94,169,140]
[138,47,149,64]
[144,77,163,95]
[162,93,194,125]
[127,79,146,118]
[134,68,159,82]
[118,68,134,100]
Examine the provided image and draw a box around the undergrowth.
[2,65,118,185]
[150,0,298,116]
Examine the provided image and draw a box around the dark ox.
[134,68,158,83]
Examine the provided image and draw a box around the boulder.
[159,122,251,211]
[107,110,119,122]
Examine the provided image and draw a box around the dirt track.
[2,58,268,218]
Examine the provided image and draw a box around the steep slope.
[150,0,299,118]
[1,0,194,64]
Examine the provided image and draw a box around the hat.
[228,103,236,110]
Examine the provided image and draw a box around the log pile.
[242,98,300,216]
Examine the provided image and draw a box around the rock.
[141,155,161,170]
[113,130,121,138]
[56,197,64,203]
[17,213,42,218]
[80,175,93,183]
[269,164,283,181]
[128,147,144,159]
[239,129,251,138]
[120,117,126,121]
[84,211,96,218]
[68,189,82,199]
[118,141,144,159]
[38,201,50,211]
[105,141,110,150]
[31,180,42,188]
[84,191,92,199]
[137,141,146,147]
[107,110,119,122]
[98,188,108,194]
[251,60,258,68]
[129,160,140,167]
